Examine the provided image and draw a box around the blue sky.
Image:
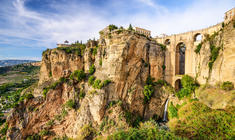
[0,0,234,60]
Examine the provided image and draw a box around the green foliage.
[92,79,102,89]
[143,85,154,104]
[143,76,156,104]
[169,102,178,118]
[0,123,8,135]
[92,79,111,89]
[162,65,166,70]
[176,75,197,99]
[194,42,202,54]
[39,129,50,136]
[124,111,143,127]
[99,59,102,66]
[222,22,225,28]
[57,43,86,56]
[79,90,86,99]
[221,81,234,91]
[102,80,111,87]
[26,134,41,140]
[157,43,167,51]
[208,45,221,70]
[107,121,185,140]
[46,120,54,127]
[128,24,134,31]
[170,101,235,139]
[25,93,34,100]
[108,24,118,32]
[79,124,96,140]
[89,64,96,75]
[65,99,76,109]
[88,76,95,85]
[69,70,86,82]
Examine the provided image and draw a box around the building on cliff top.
[224,7,235,24]
[134,27,151,37]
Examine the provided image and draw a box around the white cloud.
[0,0,234,50]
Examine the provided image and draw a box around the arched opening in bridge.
[175,79,182,91]
[164,39,170,45]
[175,42,186,75]
[194,33,202,42]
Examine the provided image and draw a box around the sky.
[0,0,234,61]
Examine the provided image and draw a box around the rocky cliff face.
[6,30,170,139]
[195,20,235,85]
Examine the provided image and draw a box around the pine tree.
[128,24,133,31]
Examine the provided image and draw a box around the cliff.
[5,29,171,139]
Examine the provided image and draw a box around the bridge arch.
[175,42,186,75]
[194,33,202,42]
[164,39,170,45]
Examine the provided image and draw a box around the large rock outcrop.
[6,29,170,139]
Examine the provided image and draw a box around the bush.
[208,45,220,71]
[99,59,102,66]
[79,124,96,140]
[143,85,154,104]
[26,134,41,140]
[92,79,102,89]
[157,43,166,51]
[69,70,86,82]
[102,80,111,87]
[107,121,184,140]
[176,75,197,99]
[79,90,85,99]
[108,24,118,32]
[65,99,76,109]
[25,93,34,100]
[168,102,178,118]
[0,123,8,135]
[194,43,202,54]
[89,64,96,75]
[39,130,50,136]
[169,101,234,139]
[88,76,95,85]
[221,81,234,91]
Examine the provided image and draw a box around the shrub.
[69,70,86,82]
[89,64,96,75]
[162,65,166,70]
[79,124,96,140]
[128,24,134,31]
[143,85,154,104]
[65,99,76,109]
[102,80,111,87]
[26,134,41,140]
[46,120,54,127]
[39,130,50,136]
[194,43,202,54]
[99,59,102,66]
[0,123,8,135]
[176,75,197,99]
[92,79,102,89]
[108,24,118,32]
[157,43,166,51]
[42,88,49,98]
[79,90,85,99]
[168,102,178,118]
[25,93,34,100]
[88,76,95,85]
[222,22,225,28]
[169,101,234,139]
[107,121,184,140]
[221,81,234,91]
[208,45,220,71]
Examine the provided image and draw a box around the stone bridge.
[155,23,222,89]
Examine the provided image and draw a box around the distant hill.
[0,60,38,67]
